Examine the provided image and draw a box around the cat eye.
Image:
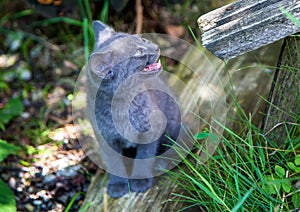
[107,70,113,76]
[142,38,149,43]
[135,48,144,56]
[103,69,113,80]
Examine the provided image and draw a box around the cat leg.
[129,142,158,193]
[104,140,132,197]
[129,177,154,193]
[107,174,130,198]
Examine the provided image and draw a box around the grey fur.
[87,21,180,198]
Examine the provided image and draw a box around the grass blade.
[231,187,254,212]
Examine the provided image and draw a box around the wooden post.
[262,36,300,145]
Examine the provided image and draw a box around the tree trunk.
[262,36,300,144]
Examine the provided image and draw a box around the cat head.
[88,21,162,82]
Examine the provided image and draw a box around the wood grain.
[198,0,300,60]
[262,36,300,145]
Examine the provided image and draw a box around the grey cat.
[87,21,181,198]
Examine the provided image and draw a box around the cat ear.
[93,21,115,48]
[89,51,114,79]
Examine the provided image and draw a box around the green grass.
[168,104,300,211]
[0,1,95,64]
[65,192,86,212]
[167,9,300,211]
[281,7,300,27]
[0,0,96,143]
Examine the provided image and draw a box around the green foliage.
[292,192,300,208]
[169,119,300,211]
[193,131,209,140]
[193,131,219,143]
[275,165,285,178]
[261,161,299,197]
[21,109,52,146]
[0,179,16,212]
[281,7,300,27]
[65,192,85,212]
[100,0,110,23]
[0,98,24,130]
[295,155,300,166]
[287,161,300,173]
[78,202,92,212]
[0,140,20,212]
[0,139,20,162]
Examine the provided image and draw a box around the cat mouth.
[143,59,162,73]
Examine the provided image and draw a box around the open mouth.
[142,58,162,73]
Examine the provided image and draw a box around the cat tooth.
[158,59,161,67]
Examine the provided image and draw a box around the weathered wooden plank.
[198,0,300,60]
[81,170,201,212]
[262,36,300,145]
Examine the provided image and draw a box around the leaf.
[261,175,281,195]
[19,160,30,167]
[0,98,24,126]
[208,133,219,143]
[0,179,16,212]
[288,162,297,171]
[0,139,20,162]
[262,183,276,195]
[287,162,300,173]
[0,122,5,131]
[193,132,209,140]
[281,181,291,193]
[292,192,300,208]
[0,81,9,92]
[275,165,285,178]
[25,145,39,155]
[295,155,300,166]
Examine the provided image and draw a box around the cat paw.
[129,178,153,193]
[107,182,129,198]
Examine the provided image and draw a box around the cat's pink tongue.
[143,60,162,72]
